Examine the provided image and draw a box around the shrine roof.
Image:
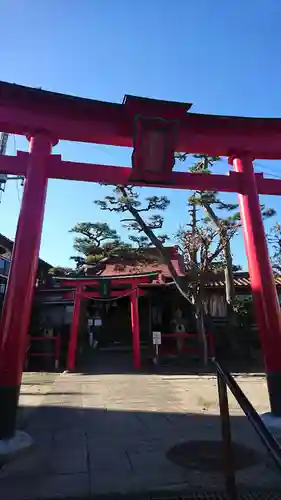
[81,246,185,279]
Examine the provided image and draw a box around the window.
[0,283,6,294]
[0,258,10,276]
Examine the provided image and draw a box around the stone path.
[17,372,58,428]
[1,365,281,499]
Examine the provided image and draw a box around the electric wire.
[12,135,23,203]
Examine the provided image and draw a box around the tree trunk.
[119,187,209,364]
[194,299,208,366]
[203,204,236,307]
[120,187,193,305]
[222,235,235,305]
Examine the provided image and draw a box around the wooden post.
[130,287,141,369]
[67,288,82,371]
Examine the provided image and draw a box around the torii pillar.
[130,287,141,370]
[233,154,281,416]
[0,134,54,441]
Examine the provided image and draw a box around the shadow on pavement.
[1,403,280,499]
[76,351,265,376]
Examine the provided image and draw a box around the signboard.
[153,331,162,345]
[94,318,102,327]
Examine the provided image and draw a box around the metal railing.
[213,358,281,500]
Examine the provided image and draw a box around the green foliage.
[233,296,256,332]
[69,218,165,269]
[95,186,170,243]
[186,154,276,230]
[187,155,241,231]
[70,222,120,256]
[48,267,73,277]
[69,221,134,267]
[177,154,276,262]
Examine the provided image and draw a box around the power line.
[0,133,24,204]
[215,157,281,181]
[13,135,23,203]
[254,161,281,180]
[16,179,21,203]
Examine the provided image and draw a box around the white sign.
[94,318,102,327]
[153,331,162,345]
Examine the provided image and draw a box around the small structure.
[35,246,188,371]
[34,251,281,373]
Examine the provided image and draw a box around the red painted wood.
[1,81,281,381]
[0,82,281,158]
[233,155,281,372]
[26,336,61,359]
[67,288,82,371]
[63,291,77,300]
[60,275,156,288]
[0,134,52,386]
[62,289,145,300]
[49,159,244,192]
[130,288,141,370]
[0,152,28,177]
[256,175,281,195]
[82,290,130,298]
[2,154,281,195]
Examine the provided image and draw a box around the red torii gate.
[0,82,281,441]
[60,273,158,371]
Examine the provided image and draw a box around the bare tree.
[176,204,225,363]
[269,223,281,273]
[177,153,275,322]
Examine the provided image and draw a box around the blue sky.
[1,0,281,268]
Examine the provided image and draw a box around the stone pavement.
[1,364,281,499]
[17,372,59,428]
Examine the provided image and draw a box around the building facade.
[0,233,52,307]
[32,247,281,370]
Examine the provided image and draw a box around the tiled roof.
[0,233,52,268]
[0,233,13,253]
[206,272,281,288]
[85,246,186,279]
[98,259,185,278]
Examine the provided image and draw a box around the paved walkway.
[1,362,281,499]
[17,372,59,428]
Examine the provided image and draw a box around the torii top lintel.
[1,81,281,159]
[59,272,159,289]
